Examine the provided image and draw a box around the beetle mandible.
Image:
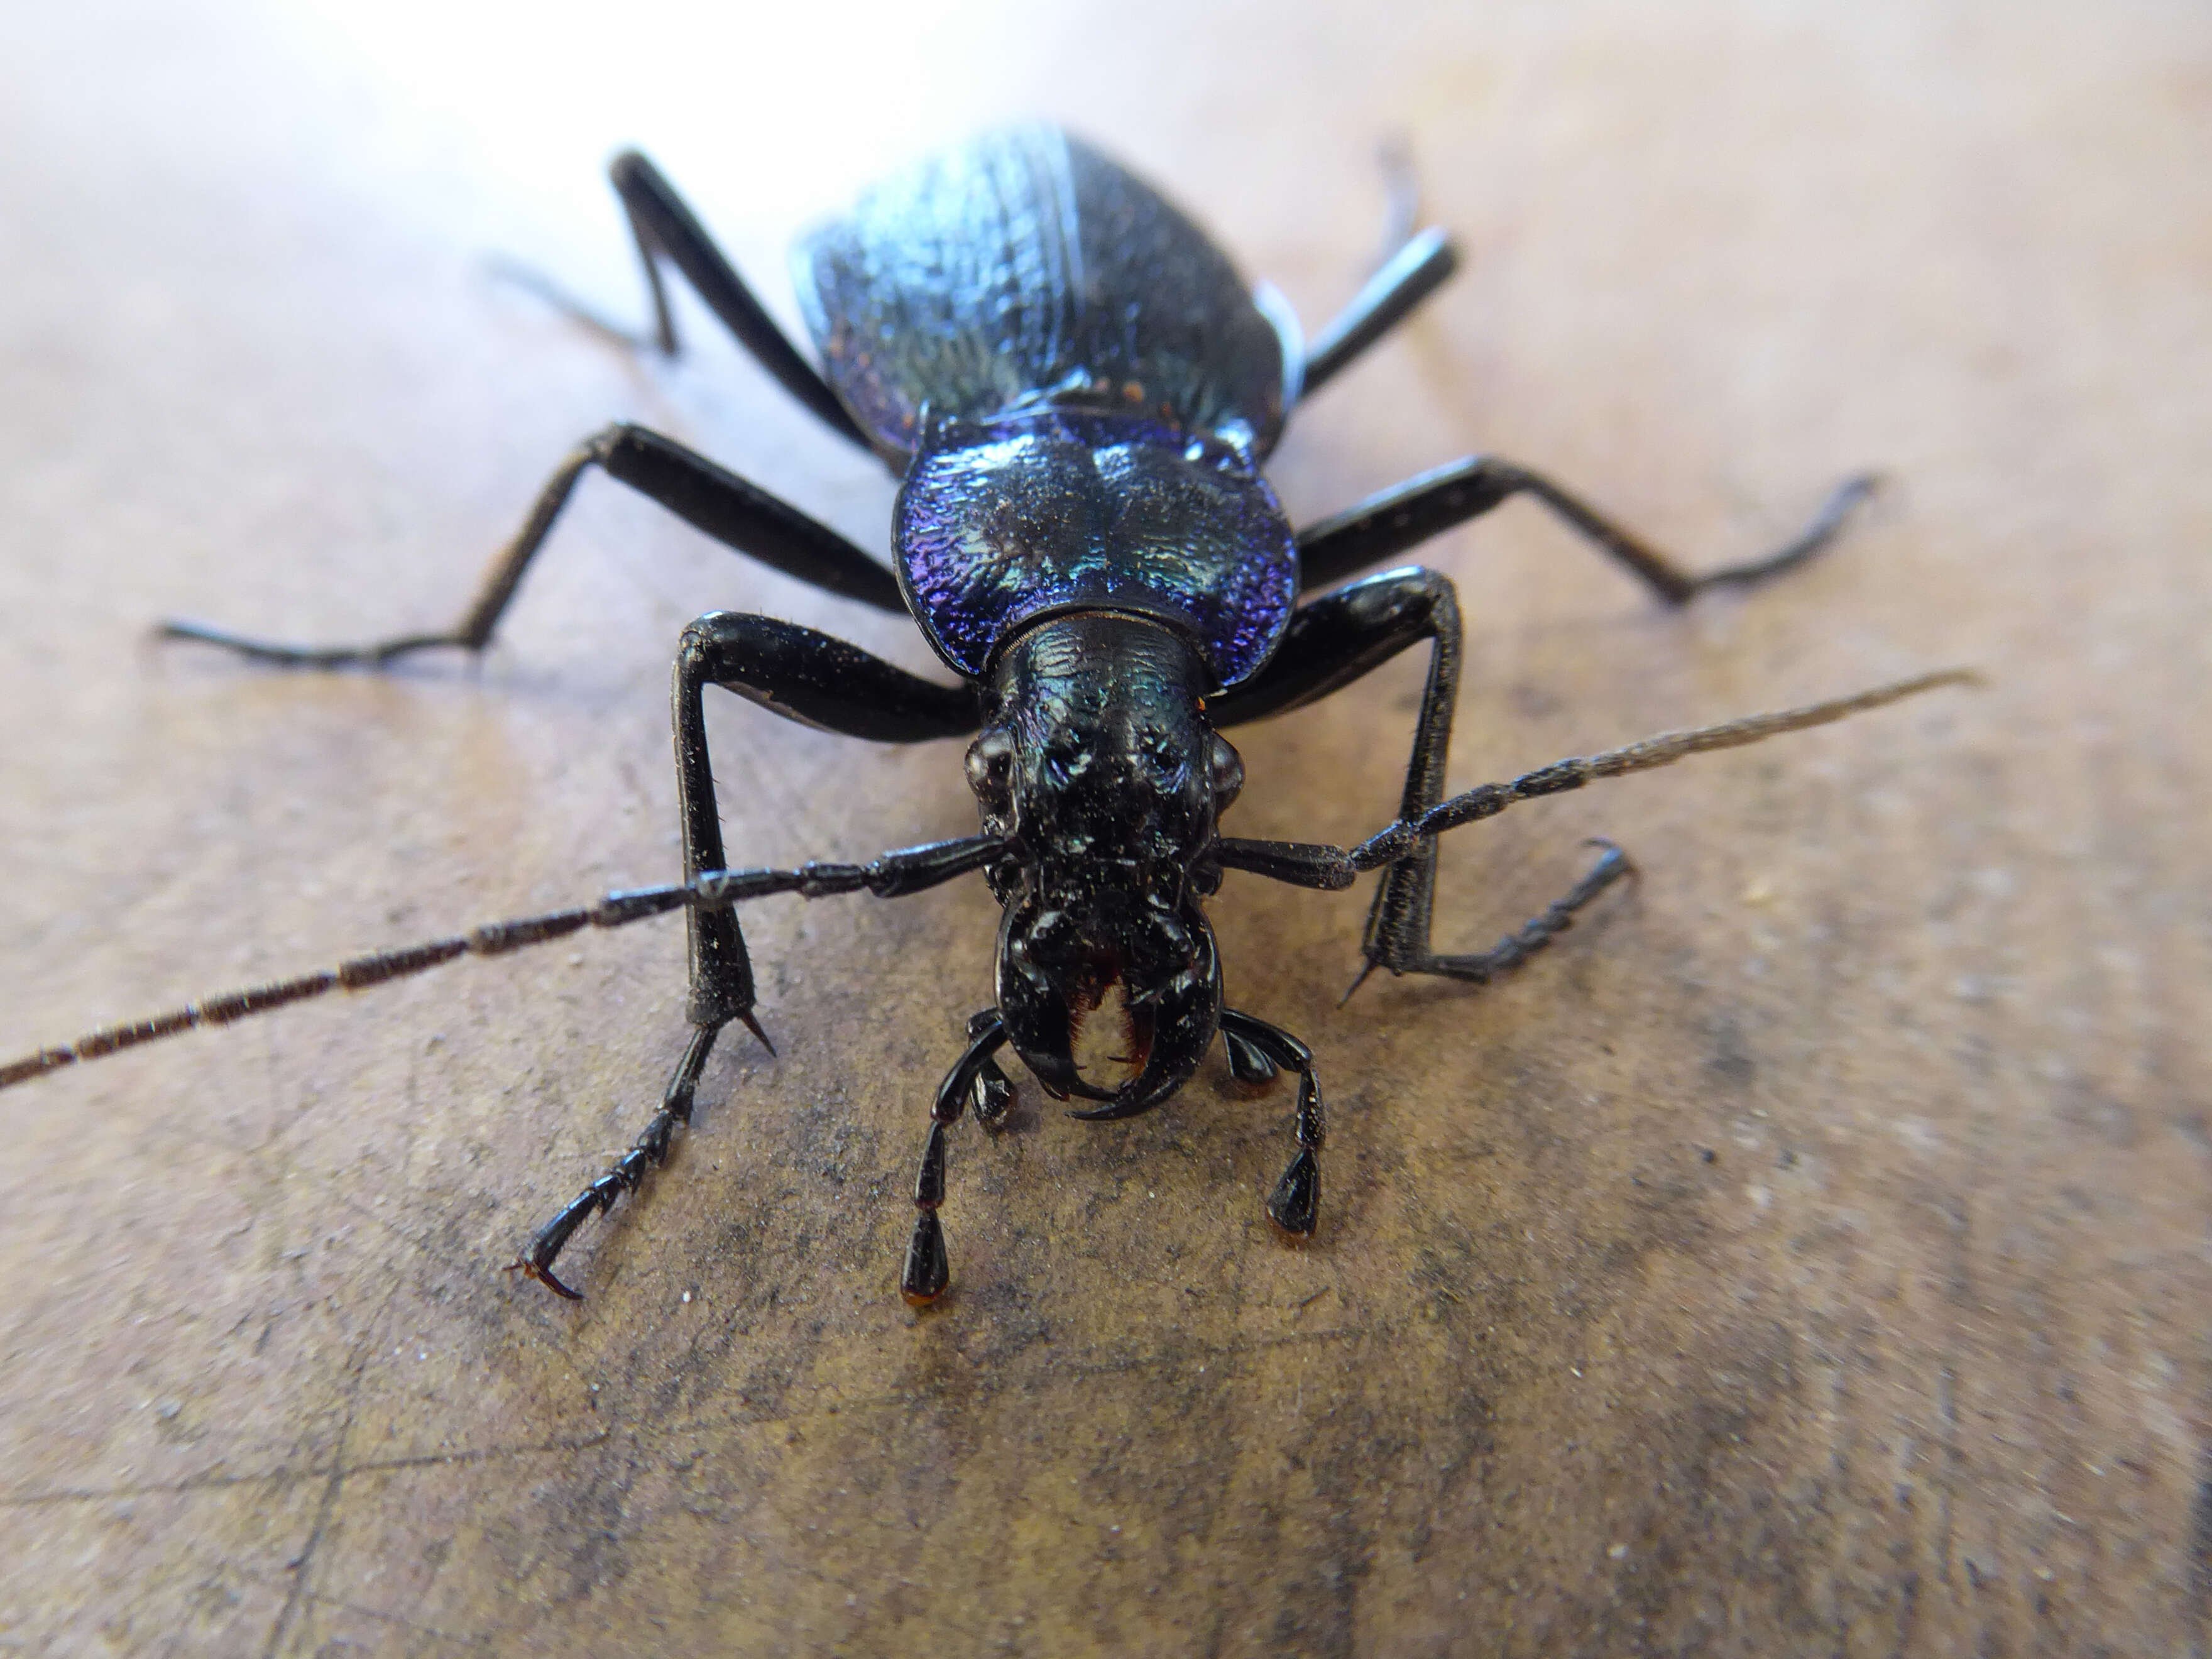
[4,128,1968,1304]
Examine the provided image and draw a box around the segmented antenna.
[3,665,1978,1096]
[1385,665,1985,851]
[0,836,1007,1092]
[1214,666,1983,892]
[0,886,691,1092]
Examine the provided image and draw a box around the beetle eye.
[1208,735,1245,807]
[965,730,1014,797]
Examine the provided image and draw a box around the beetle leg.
[672,606,978,1041]
[1299,229,1459,400]
[965,1009,1017,1126]
[1295,141,1459,398]
[1354,840,1638,991]
[492,151,869,448]
[1212,667,1974,993]
[1212,568,1633,1000]
[600,151,873,449]
[505,619,977,1298]
[903,1013,1010,1306]
[510,1024,720,1300]
[677,612,973,1283]
[161,424,906,667]
[1212,567,1466,996]
[1295,456,1877,596]
[1219,1010,1325,1239]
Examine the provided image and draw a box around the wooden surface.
[2,3,2206,1653]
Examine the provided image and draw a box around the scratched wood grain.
[1,2,2205,1653]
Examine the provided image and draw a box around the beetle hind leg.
[1267,1069,1325,1240]
[1296,144,1460,400]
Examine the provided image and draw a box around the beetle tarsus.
[157,620,472,669]
[484,251,668,356]
[508,1023,719,1301]
[901,1210,950,1306]
[1684,471,1881,596]
[506,1256,584,1303]
[1293,457,1880,600]
[158,422,911,674]
[1337,960,1381,1008]
[895,1013,1009,1301]
[1223,1024,1280,1085]
[1268,1147,1321,1240]
[1367,840,1638,985]
[1222,1010,1324,1238]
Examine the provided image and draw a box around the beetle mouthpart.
[1068,975,1152,1094]
[996,888,1221,1118]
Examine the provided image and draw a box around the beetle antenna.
[0,836,1004,1093]
[0,886,693,1093]
[1378,667,1985,856]
[1212,669,1982,897]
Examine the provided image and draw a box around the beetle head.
[968,613,1245,1114]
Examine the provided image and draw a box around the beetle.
[2,128,1966,1304]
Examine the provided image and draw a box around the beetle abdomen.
[795,126,1293,463]
[895,410,1296,691]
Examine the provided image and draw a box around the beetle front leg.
[510,1024,720,1299]
[672,609,980,1035]
[1212,567,1467,999]
[1220,1011,1325,1239]
[902,1013,1010,1306]
[1358,840,1637,990]
[1212,669,1975,992]
[512,614,978,1299]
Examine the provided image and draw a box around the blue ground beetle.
[3,128,1966,1304]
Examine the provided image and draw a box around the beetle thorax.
[968,614,1245,1114]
